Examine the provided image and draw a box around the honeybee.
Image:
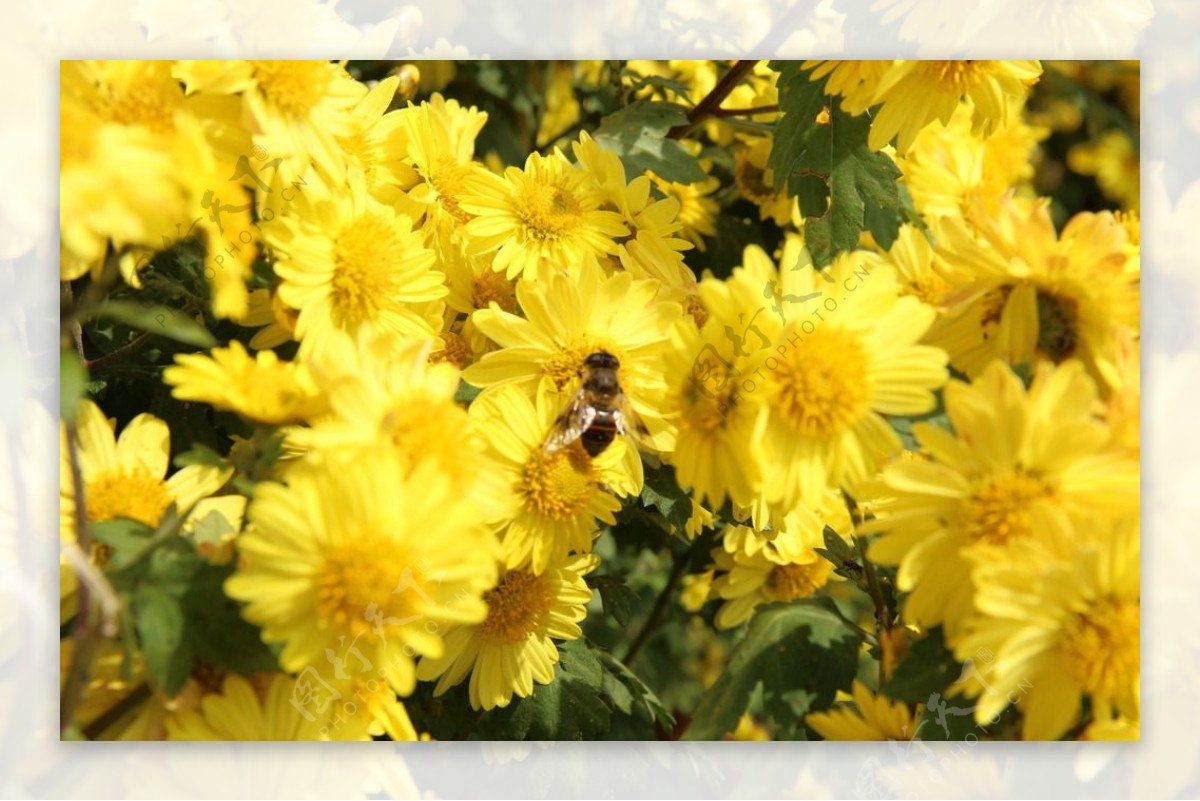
[544,350,650,457]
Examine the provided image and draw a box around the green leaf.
[173,443,226,469]
[598,650,675,729]
[883,626,963,704]
[134,585,190,695]
[61,350,88,425]
[95,300,216,349]
[767,61,830,193]
[182,561,280,675]
[486,640,610,740]
[767,62,902,268]
[587,575,640,627]
[814,524,864,585]
[91,519,155,571]
[593,101,707,184]
[684,602,862,740]
[640,465,693,535]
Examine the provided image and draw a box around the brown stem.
[710,104,779,118]
[61,425,98,735]
[667,60,760,139]
[623,530,714,667]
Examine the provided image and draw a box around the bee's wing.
[613,391,653,449]
[543,390,597,452]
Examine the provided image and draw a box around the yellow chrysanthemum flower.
[60,400,230,618]
[469,385,636,574]
[572,132,696,290]
[59,400,229,539]
[164,673,415,741]
[263,175,446,358]
[462,257,682,453]
[743,243,948,511]
[866,60,1042,154]
[862,224,951,308]
[866,360,1139,637]
[336,75,421,207]
[289,334,502,510]
[651,172,720,252]
[710,494,850,630]
[164,340,326,426]
[733,137,798,226]
[401,92,490,253]
[803,60,893,115]
[224,452,499,696]
[237,288,298,351]
[931,196,1138,392]
[173,60,367,178]
[416,554,596,710]
[460,150,628,280]
[806,680,917,741]
[1068,129,1140,211]
[60,639,146,739]
[536,62,582,148]
[954,518,1140,740]
[897,98,1048,223]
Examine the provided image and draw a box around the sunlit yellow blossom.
[401,92,490,253]
[651,172,720,252]
[460,149,628,280]
[263,175,445,358]
[745,242,948,511]
[238,287,299,350]
[710,494,850,629]
[898,98,1048,222]
[336,75,422,207]
[417,554,596,710]
[225,451,499,696]
[59,639,146,740]
[867,60,1043,154]
[867,361,1139,637]
[803,60,893,115]
[733,137,798,226]
[289,335,502,511]
[165,673,415,741]
[806,680,917,741]
[931,195,1138,391]
[469,385,635,574]
[463,257,682,454]
[536,63,582,147]
[173,60,367,178]
[164,340,326,426]
[1068,129,1140,211]
[955,518,1139,740]
[862,224,951,308]
[572,132,696,289]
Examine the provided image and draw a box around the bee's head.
[583,350,620,371]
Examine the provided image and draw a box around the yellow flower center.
[470,270,517,313]
[1035,289,1079,361]
[734,152,775,204]
[86,468,174,528]
[331,213,411,325]
[907,275,950,307]
[431,158,473,224]
[685,295,709,328]
[106,82,180,133]
[316,536,424,641]
[429,331,471,369]
[767,560,832,601]
[962,470,1054,546]
[522,444,595,520]
[250,60,331,117]
[542,344,598,391]
[1060,597,1139,700]
[771,328,872,438]
[479,571,554,644]
[923,60,996,94]
[515,179,584,241]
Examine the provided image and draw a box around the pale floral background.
[0,0,1186,797]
